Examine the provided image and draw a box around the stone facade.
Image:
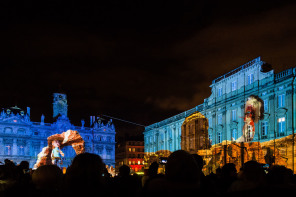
[181,112,210,154]
[144,57,296,155]
[0,93,116,168]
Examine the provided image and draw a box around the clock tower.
[53,93,68,118]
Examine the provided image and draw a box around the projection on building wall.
[34,130,85,169]
[197,94,295,174]
[237,95,264,142]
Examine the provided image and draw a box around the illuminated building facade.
[181,112,210,154]
[116,139,145,174]
[144,57,296,156]
[0,93,116,168]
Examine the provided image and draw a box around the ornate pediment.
[276,108,287,117]
[0,115,31,125]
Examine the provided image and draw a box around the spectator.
[113,165,142,197]
[144,150,201,196]
[228,160,266,194]
[62,153,107,196]
[31,165,63,196]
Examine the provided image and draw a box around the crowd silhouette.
[1,150,296,197]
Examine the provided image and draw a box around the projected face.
[52,140,60,148]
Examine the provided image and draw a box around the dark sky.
[1,0,296,136]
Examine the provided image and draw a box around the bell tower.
[53,93,68,118]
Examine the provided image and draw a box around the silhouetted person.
[113,165,141,197]
[266,165,296,195]
[228,160,266,195]
[31,165,63,196]
[216,163,237,194]
[142,161,164,188]
[144,150,201,196]
[62,153,107,196]
[0,160,23,196]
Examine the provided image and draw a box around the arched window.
[17,128,25,135]
[4,127,13,134]
[232,129,237,141]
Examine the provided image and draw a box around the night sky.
[1,0,296,137]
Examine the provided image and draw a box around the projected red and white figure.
[237,95,264,142]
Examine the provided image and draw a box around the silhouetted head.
[32,165,63,191]
[63,153,104,193]
[19,161,29,170]
[165,150,199,183]
[119,165,130,177]
[191,154,203,170]
[148,162,159,176]
[241,160,265,182]
[222,163,237,178]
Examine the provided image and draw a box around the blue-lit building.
[144,57,296,154]
[0,93,116,168]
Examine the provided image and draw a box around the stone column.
[155,132,159,152]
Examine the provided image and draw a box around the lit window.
[129,148,131,152]
[138,161,140,165]
[5,145,11,155]
[262,122,268,136]
[218,114,222,125]
[18,145,25,155]
[208,117,212,127]
[132,148,135,152]
[278,117,285,134]
[264,99,268,112]
[231,81,237,91]
[129,161,131,165]
[247,73,254,85]
[232,129,237,141]
[218,87,222,97]
[232,110,237,121]
[217,132,222,143]
[278,94,285,108]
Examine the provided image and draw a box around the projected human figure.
[237,95,264,142]
[51,140,64,166]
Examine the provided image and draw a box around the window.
[4,127,12,134]
[138,160,141,165]
[247,73,254,85]
[262,122,268,137]
[208,117,212,127]
[132,148,135,152]
[208,134,212,145]
[278,117,286,135]
[232,110,237,121]
[129,161,131,165]
[246,125,252,141]
[218,87,222,97]
[217,132,222,143]
[5,145,11,155]
[128,148,131,152]
[231,81,237,91]
[263,99,268,112]
[18,145,25,156]
[278,94,285,108]
[218,114,222,125]
[232,129,237,141]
